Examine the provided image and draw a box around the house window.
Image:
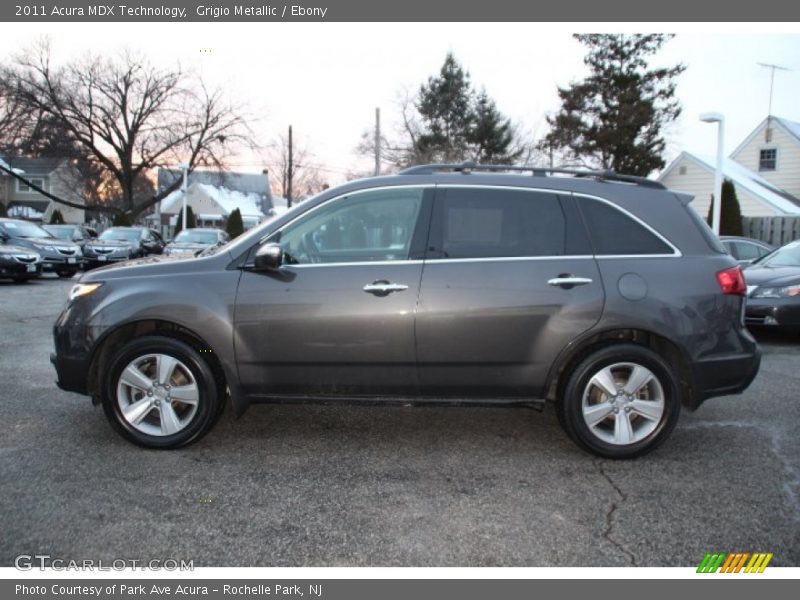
[16,177,46,193]
[759,148,777,171]
[678,166,687,175]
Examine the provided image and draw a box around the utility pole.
[757,62,790,118]
[287,125,293,208]
[374,107,381,176]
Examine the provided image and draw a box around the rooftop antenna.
[757,62,790,118]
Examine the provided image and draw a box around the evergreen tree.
[706,179,743,236]
[542,34,685,176]
[226,208,244,238]
[49,209,65,224]
[468,90,522,164]
[112,212,132,226]
[415,53,475,163]
[173,205,196,235]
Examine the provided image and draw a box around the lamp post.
[179,163,189,231]
[699,113,725,236]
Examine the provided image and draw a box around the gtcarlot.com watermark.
[15,554,194,571]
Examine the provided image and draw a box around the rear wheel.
[101,336,221,448]
[557,344,681,459]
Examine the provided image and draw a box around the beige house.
[0,157,86,223]
[659,116,800,218]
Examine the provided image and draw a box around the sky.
[1,23,799,185]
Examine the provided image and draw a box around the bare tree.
[0,40,254,219]
[265,131,327,203]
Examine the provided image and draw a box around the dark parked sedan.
[744,240,800,331]
[164,228,229,258]
[44,224,99,253]
[83,227,165,269]
[0,243,42,282]
[0,218,82,277]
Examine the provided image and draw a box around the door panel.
[235,263,422,396]
[416,186,604,397]
[233,185,430,398]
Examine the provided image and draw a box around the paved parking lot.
[1,275,798,567]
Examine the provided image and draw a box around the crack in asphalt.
[681,420,800,522]
[594,458,638,566]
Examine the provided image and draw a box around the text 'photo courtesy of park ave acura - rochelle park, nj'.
[0,7,799,592]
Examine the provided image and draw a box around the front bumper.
[745,297,800,328]
[0,259,42,278]
[41,254,83,271]
[50,351,90,394]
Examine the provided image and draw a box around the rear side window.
[579,198,674,256]
[432,188,566,258]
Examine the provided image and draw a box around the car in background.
[0,218,82,278]
[83,227,165,269]
[720,235,774,266]
[743,239,800,332]
[44,224,99,254]
[164,228,229,258]
[0,241,42,283]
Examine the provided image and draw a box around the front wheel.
[101,336,222,448]
[557,344,681,459]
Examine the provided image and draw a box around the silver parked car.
[164,228,229,258]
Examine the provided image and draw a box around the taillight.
[716,266,747,296]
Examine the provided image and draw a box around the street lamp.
[179,163,189,231]
[699,112,725,236]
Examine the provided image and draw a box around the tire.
[101,336,222,449]
[557,344,681,459]
[12,277,29,284]
[57,270,76,278]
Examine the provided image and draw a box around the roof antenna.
[757,62,791,138]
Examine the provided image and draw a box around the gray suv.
[52,164,761,458]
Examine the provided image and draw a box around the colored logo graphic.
[697,552,773,573]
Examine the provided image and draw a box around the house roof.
[3,157,65,174]
[730,116,800,158]
[659,151,800,215]
[158,168,271,198]
[160,183,265,218]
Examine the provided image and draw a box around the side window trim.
[247,185,435,268]
[426,184,583,261]
[572,192,682,258]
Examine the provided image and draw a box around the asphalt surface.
[1,275,798,567]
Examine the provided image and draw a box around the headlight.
[69,282,103,301]
[751,285,800,299]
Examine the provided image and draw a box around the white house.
[0,156,86,223]
[659,116,800,218]
[158,182,266,231]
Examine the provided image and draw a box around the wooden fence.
[741,217,800,247]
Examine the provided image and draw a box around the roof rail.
[398,161,666,190]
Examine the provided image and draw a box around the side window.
[734,241,767,261]
[277,187,424,264]
[580,198,674,256]
[432,188,566,259]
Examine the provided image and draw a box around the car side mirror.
[253,243,283,271]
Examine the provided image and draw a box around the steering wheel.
[298,231,322,264]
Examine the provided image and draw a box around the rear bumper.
[689,347,761,409]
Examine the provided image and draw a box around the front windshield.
[44,226,74,240]
[758,241,800,267]
[2,220,53,239]
[174,230,218,244]
[99,228,140,243]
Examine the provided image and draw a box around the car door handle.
[363,280,409,296]
[547,276,593,288]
